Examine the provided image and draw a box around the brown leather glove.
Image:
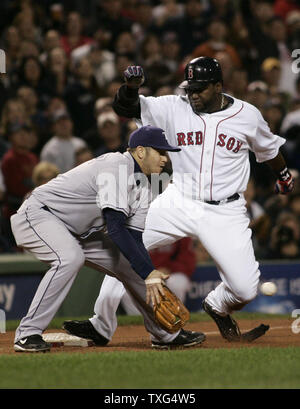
[153,285,190,334]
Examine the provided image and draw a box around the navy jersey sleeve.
[103,208,154,279]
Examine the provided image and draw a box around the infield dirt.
[1,318,299,354]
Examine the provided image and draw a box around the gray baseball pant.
[11,196,178,343]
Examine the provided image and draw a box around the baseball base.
[43,332,94,347]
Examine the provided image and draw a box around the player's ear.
[215,82,223,92]
[136,146,146,160]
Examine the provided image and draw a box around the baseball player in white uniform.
[11,125,207,352]
[62,57,294,344]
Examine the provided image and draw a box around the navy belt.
[205,193,240,205]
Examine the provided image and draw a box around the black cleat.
[62,320,109,346]
[151,329,206,349]
[14,334,51,353]
[202,301,241,342]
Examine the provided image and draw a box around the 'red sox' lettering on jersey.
[177,131,203,146]
[217,134,243,153]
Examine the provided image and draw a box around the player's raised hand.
[124,65,145,89]
[275,167,294,195]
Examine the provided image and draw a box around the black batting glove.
[124,66,145,89]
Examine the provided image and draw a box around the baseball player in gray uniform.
[64,57,294,344]
[11,125,206,352]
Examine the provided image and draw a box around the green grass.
[2,312,297,389]
[0,347,299,389]
[5,311,291,332]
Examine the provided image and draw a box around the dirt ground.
[1,318,299,354]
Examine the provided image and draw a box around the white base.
[43,332,94,347]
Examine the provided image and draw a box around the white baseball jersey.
[27,151,151,238]
[138,94,286,202]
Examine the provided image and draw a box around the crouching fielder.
[11,125,206,352]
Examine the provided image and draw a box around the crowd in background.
[0,0,300,264]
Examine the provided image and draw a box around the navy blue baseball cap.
[128,125,181,152]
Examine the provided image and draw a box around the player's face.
[186,83,220,113]
[143,147,168,175]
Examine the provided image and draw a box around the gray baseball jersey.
[12,150,174,344]
[30,151,151,238]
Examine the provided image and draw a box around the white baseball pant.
[89,183,260,339]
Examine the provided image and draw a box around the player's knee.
[234,280,259,305]
[61,250,85,271]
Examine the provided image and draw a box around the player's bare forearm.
[265,151,287,174]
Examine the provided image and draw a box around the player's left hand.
[275,167,294,195]
[145,269,169,306]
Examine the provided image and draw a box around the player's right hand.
[124,65,145,89]
[145,269,169,306]
[275,167,294,195]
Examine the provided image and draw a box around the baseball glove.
[153,285,190,333]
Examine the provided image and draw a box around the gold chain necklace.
[220,93,225,110]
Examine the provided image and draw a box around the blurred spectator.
[260,57,290,106]
[214,50,235,91]
[71,29,116,90]
[245,81,269,112]
[266,16,298,96]
[13,9,42,44]
[163,0,209,56]
[40,109,87,173]
[207,0,237,25]
[289,191,300,217]
[60,11,93,57]
[39,29,61,65]
[105,79,123,98]
[161,32,182,74]
[75,146,94,166]
[244,178,271,255]
[152,0,184,28]
[32,161,59,187]
[274,0,300,21]
[47,47,70,96]
[64,57,100,136]
[114,52,135,83]
[191,19,242,69]
[139,34,173,92]
[227,68,248,100]
[1,123,38,250]
[131,0,158,47]
[18,39,40,60]
[115,31,137,57]
[16,56,55,106]
[268,212,300,259]
[94,110,127,157]
[262,100,285,134]
[286,10,300,50]
[3,26,21,71]
[0,98,29,139]
[16,86,47,143]
[83,97,113,150]
[90,0,133,51]
[240,0,279,79]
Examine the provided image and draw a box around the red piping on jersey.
[210,103,244,201]
[197,115,206,199]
